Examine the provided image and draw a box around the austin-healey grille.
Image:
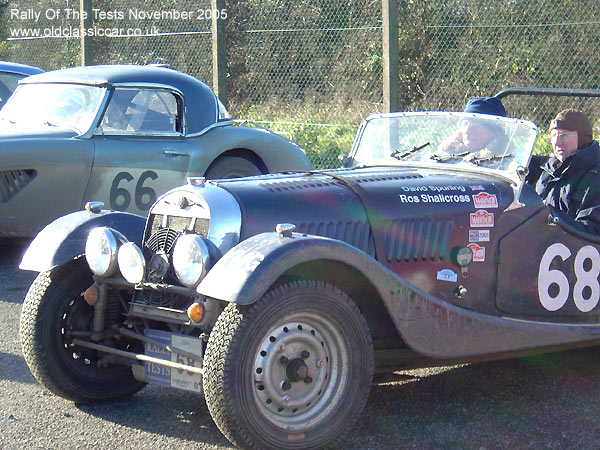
[0,169,36,203]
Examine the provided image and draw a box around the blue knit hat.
[464,97,506,117]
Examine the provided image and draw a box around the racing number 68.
[538,243,600,312]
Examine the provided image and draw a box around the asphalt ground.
[2,240,600,449]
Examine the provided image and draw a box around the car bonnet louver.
[259,172,423,192]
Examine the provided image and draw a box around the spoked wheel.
[203,280,374,450]
[19,259,145,404]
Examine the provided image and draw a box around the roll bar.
[495,87,600,99]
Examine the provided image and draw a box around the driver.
[438,96,508,158]
[535,109,600,234]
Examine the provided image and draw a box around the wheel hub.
[285,357,309,382]
[252,317,347,429]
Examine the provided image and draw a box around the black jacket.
[535,140,600,235]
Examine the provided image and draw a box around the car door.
[83,86,194,216]
[496,185,600,321]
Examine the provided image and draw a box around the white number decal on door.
[538,243,600,312]
[573,246,600,312]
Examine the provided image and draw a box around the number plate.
[143,329,203,393]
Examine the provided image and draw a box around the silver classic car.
[0,64,312,238]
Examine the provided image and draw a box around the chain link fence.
[3,0,600,167]
[422,0,600,150]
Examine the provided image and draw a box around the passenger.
[535,109,600,234]
[438,97,508,158]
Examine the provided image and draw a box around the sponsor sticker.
[470,210,494,228]
[472,192,498,209]
[469,229,490,242]
[467,243,485,262]
[437,269,458,282]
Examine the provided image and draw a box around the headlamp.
[117,242,146,284]
[85,227,118,277]
[172,234,211,288]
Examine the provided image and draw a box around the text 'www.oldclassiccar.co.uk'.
[8,7,227,38]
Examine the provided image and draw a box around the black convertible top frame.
[495,87,600,99]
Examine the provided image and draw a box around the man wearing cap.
[535,109,600,234]
[438,96,507,154]
[463,96,507,117]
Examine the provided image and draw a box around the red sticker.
[470,210,494,228]
[473,192,498,209]
[468,243,485,262]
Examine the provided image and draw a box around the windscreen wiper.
[430,151,469,162]
[467,152,513,165]
[391,142,430,160]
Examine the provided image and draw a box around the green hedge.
[237,104,357,169]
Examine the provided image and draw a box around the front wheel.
[19,259,145,404]
[203,280,374,450]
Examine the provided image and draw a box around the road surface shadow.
[0,352,37,384]
[0,240,37,302]
[0,239,29,265]
[77,385,234,448]
[68,347,600,450]
[340,347,600,449]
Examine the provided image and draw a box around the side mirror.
[516,165,529,181]
[338,154,353,168]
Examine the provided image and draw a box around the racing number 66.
[538,243,600,312]
[109,170,158,211]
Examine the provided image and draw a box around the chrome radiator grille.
[137,214,210,307]
[145,214,210,246]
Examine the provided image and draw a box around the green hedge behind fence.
[4,0,600,168]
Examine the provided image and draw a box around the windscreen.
[353,112,538,181]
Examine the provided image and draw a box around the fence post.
[382,0,399,112]
[211,0,227,106]
[80,0,93,66]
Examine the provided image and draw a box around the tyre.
[204,155,262,179]
[19,259,145,404]
[203,280,374,450]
